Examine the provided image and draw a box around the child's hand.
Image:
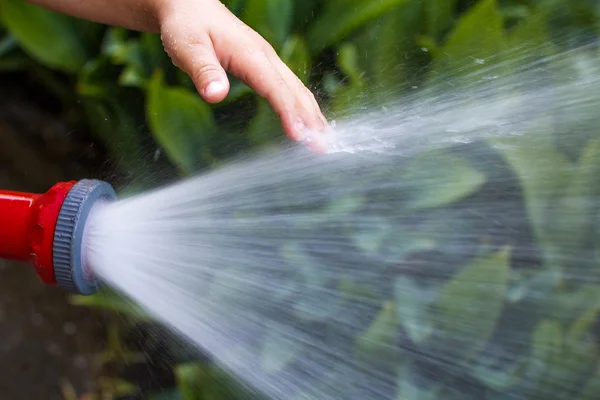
[158,0,329,151]
[26,0,330,152]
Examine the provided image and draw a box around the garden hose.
[0,179,117,295]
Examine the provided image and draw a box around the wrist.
[149,0,178,31]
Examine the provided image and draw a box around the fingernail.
[202,81,226,97]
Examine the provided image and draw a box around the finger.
[241,29,329,135]
[257,43,330,153]
[162,29,230,103]
[271,55,328,131]
[214,32,306,141]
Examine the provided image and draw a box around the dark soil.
[0,72,111,400]
[0,71,185,400]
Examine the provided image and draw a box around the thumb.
[162,32,230,103]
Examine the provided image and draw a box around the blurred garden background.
[1,0,600,399]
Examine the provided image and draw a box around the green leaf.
[329,43,370,116]
[502,4,530,21]
[578,366,600,400]
[225,78,254,102]
[506,6,550,49]
[326,195,365,215]
[247,98,284,145]
[425,0,458,40]
[553,141,600,254]
[399,149,486,211]
[0,0,86,71]
[394,276,434,344]
[175,363,206,400]
[369,0,426,91]
[222,0,245,16]
[568,301,600,344]
[429,247,510,359]
[555,337,598,398]
[329,83,369,118]
[77,57,114,98]
[119,64,146,87]
[114,32,175,89]
[175,362,248,400]
[525,320,563,391]
[261,329,303,373]
[291,0,320,32]
[494,133,570,212]
[70,289,152,321]
[429,0,505,79]
[281,243,339,321]
[280,35,311,84]
[95,321,147,365]
[338,43,363,84]
[101,27,129,58]
[242,0,293,51]
[355,300,399,366]
[338,276,380,301]
[558,285,600,326]
[141,32,170,75]
[504,6,556,70]
[147,70,216,174]
[397,369,442,400]
[351,218,391,253]
[381,231,437,262]
[79,96,151,179]
[492,133,572,266]
[97,377,139,397]
[597,1,600,35]
[307,0,409,54]
[149,388,184,400]
[471,354,526,390]
[102,31,162,88]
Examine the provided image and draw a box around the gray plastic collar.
[53,179,117,295]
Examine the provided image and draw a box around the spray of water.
[86,42,600,400]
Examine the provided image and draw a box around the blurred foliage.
[3,0,600,399]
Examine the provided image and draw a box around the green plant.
[3,0,600,399]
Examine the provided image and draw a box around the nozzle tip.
[53,179,117,295]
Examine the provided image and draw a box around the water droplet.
[475,58,485,65]
[421,47,429,52]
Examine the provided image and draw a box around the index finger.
[210,22,329,152]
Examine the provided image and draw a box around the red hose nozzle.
[0,181,76,284]
[0,179,117,294]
